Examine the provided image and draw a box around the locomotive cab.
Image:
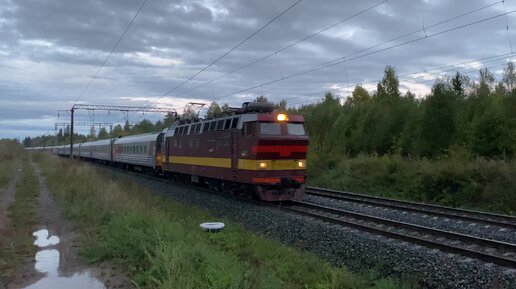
[238,111,308,201]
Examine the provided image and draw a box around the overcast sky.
[1,0,516,139]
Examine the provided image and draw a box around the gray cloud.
[1,0,515,138]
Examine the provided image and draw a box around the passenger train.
[34,102,308,201]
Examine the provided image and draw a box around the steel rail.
[285,201,516,268]
[307,187,516,229]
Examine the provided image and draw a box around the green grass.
[37,153,417,289]
[308,153,516,215]
[0,139,24,189]
[0,160,39,280]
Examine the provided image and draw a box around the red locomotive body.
[161,103,308,201]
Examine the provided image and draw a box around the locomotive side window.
[216,120,224,130]
[196,123,201,133]
[174,127,179,135]
[224,118,231,130]
[231,117,238,129]
[244,122,258,136]
[203,122,209,132]
[260,123,281,135]
[209,121,216,131]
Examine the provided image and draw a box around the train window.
[216,120,224,130]
[244,122,258,136]
[287,123,306,135]
[196,123,201,133]
[209,121,216,131]
[179,126,184,135]
[231,117,238,129]
[260,123,281,135]
[224,118,231,130]
[174,127,179,135]
[184,125,190,135]
[203,122,209,132]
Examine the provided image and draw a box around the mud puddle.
[22,229,105,289]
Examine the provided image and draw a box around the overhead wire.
[202,0,501,102]
[173,0,390,98]
[159,0,304,98]
[76,0,149,104]
[214,7,516,101]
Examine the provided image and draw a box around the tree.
[503,62,516,92]
[97,127,109,139]
[451,71,470,97]
[419,81,457,156]
[206,101,222,119]
[376,66,400,102]
[22,136,31,147]
[221,103,232,115]
[163,112,177,128]
[123,120,131,133]
[254,95,268,102]
[276,99,287,111]
[478,68,495,96]
[345,85,371,107]
[111,124,124,138]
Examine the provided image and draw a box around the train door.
[155,133,164,172]
[231,132,238,179]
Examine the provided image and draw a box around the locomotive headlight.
[277,113,288,121]
[297,160,306,168]
[258,161,268,169]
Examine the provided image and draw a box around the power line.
[159,0,304,98]
[215,7,516,101]
[76,0,149,103]
[196,0,500,101]
[173,0,390,98]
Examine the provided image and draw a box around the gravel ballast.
[305,195,516,244]
[103,168,516,289]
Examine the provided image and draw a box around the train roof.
[90,138,113,146]
[113,132,160,144]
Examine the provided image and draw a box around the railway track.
[306,186,516,229]
[284,201,516,268]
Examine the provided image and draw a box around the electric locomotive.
[161,102,308,201]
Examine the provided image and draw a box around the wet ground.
[1,164,133,289]
[22,229,105,289]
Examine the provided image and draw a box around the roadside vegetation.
[291,64,516,214]
[0,139,24,189]
[38,153,415,289]
[0,158,39,280]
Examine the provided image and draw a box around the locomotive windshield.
[286,123,305,135]
[260,123,281,135]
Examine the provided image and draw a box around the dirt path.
[6,163,133,289]
[0,171,21,233]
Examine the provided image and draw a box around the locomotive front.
[237,106,308,201]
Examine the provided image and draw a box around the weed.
[38,154,417,289]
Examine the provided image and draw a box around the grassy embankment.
[37,153,416,289]
[0,140,24,189]
[0,153,40,280]
[308,153,516,215]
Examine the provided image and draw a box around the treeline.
[292,64,516,160]
[23,97,278,148]
[292,64,516,213]
[23,113,176,147]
